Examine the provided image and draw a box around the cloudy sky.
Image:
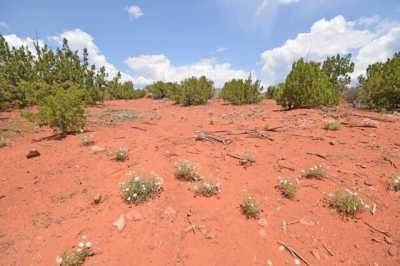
[1,0,399,87]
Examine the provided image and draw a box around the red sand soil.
[1,98,400,266]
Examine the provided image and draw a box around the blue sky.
[1,0,400,87]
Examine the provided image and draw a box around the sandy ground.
[0,98,399,266]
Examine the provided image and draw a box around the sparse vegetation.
[56,236,93,266]
[113,147,128,161]
[174,160,200,181]
[387,175,400,191]
[194,180,221,197]
[146,81,179,99]
[324,120,341,131]
[301,165,327,180]
[278,177,297,199]
[220,75,262,105]
[79,134,95,146]
[121,171,164,204]
[238,151,255,167]
[330,189,367,215]
[241,194,260,218]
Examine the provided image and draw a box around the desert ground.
[1,98,399,266]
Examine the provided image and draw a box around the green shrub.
[172,76,213,106]
[146,81,179,99]
[33,87,86,133]
[174,160,200,181]
[241,194,260,218]
[358,52,400,111]
[301,165,327,180]
[113,147,128,161]
[330,189,366,215]
[321,54,354,93]
[220,76,262,105]
[387,175,400,191]
[56,236,93,266]
[194,180,221,197]
[277,59,339,109]
[324,120,341,131]
[265,83,284,101]
[121,172,164,203]
[278,177,297,199]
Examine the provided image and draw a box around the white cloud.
[51,29,133,82]
[126,5,144,19]
[125,54,250,87]
[3,34,44,53]
[260,15,400,85]
[256,0,301,16]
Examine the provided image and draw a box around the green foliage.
[57,237,93,266]
[35,87,86,133]
[172,76,214,106]
[241,194,260,218]
[277,58,339,109]
[322,54,354,93]
[121,172,164,203]
[146,81,179,99]
[358,52,400,111]
[331,189,366,215]
[114,147,128,161]
[265,83,284,101]
[220,76,262,105]
[278,178,297,199]
[174,159,200,181]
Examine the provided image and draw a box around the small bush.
[277,59,339,109]
[79,134,95,146]
[220,76,262,105]
[121,171,163,203]
[241,194,260,218]
[174,160,200,181]
[301,165,327,180]
[0,136,6,148]
[278,177,297,199]
[388,175,400,191]
[194,180,221,197]
[146,81,179,100]
[114,147,128,161]
[172,76,213,106]
[330,189,366,215]
[56,236,93,266]
[239,151,255,167]
[324,120,341,131]
[35,87,86,133]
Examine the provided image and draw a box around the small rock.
[329,141,336,146]
[90,145,105,154]
[126,210,143,221]
[113,215,126,232]
[384,236,394,245]
[26,149,40,159]
[163,206,177,221]
[258,218,267,227]
[258,228,266,238]
[311,249,320,260]
[92,193,102,205]
[388,246,397,256]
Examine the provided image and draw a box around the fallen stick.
[278,241,310,266]
[195,132,232,145]
[264,126,284,132]
[383,156,398,169]
[306,152,328,160]
[131,126,147,131]
[364,222,391,237]
[322,243,335,256]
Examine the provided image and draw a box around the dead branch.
[278,241,310,266]
[195,132,232,145]
[306,152,329,160]
[322,243,335,256]
[264,126,284,132]
[364,222,391,237]
[131,126,147,131]
[383,156,398,169]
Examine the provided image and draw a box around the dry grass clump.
[79,134,95,146]
[174,159,200,181]
[329,189,367,215]
[278,177,297,199]
[0,136,6,148]
[239,151,255,167]
[194,180,221,197]
[387,175,400,191]
[56,236,93,266]
[324,120,341,131]
[121,171,163,204]
[241,194,260,218]
[113,147,128,161]
[301,165,327,180]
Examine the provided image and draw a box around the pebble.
[92,193,102,204]
[113,215,126,232]
[26,149,40,159]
